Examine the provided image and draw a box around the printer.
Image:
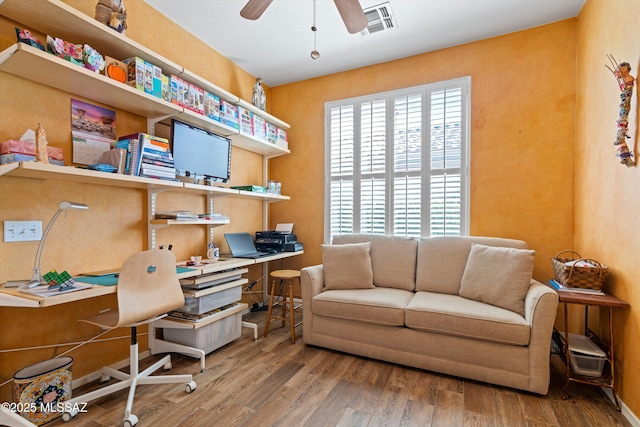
[255,224,303,252]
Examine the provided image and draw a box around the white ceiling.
[145,0,585,87]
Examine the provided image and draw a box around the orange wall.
[0,0,271,401]
[574,0,640,416]
[269,20,576,284]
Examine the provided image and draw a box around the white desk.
[0,252,304,372]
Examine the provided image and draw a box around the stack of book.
[548,279,604,295]
[116,132,176,180]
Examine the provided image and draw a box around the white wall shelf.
[0,161,183,190]
[0,43,182,120]
[0,0,292,159]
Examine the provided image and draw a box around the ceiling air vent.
[360,2,396,36]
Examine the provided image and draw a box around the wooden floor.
[50,310,630,427]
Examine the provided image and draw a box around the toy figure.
[252,77,266,110]
[606,55,635,167]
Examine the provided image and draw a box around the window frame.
[323,77,471,243]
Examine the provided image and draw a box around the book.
[548,279,604,295]
[155,211,199,220]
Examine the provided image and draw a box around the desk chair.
[62,250,196,427]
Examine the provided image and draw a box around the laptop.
[224,232,273,259]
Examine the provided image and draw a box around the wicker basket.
[551,250,608,290]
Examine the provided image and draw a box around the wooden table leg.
[562,301,571,400]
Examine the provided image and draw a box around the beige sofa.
[300,234,559,395]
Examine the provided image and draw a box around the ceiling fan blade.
[240,0,274,20]
[333,0,368,34]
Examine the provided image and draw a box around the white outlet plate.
[4,221,42,242]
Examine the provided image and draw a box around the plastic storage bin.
[178,285,241,315]
[163,304,243,354]
[567,333,606,377]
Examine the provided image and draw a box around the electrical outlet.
[3,221,42,242]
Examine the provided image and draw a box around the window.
[324,77,470,242]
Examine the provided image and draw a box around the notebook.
[224,232,273,259]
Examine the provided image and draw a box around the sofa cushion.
[415,236,528,294]
[405,292,531,345]
[322,242,374,290]
[313,287,414,326]
[459,244,535,316]
[332,234,417,291]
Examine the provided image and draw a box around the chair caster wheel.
[124,414,138,427]
[163,361,172,370]
[100,374,111,383]
[186,381,197,393]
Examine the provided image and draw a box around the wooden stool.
[264,269,302,343]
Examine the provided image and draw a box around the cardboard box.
[144,61,153,95]
[122,56,145,91]
[276,127,288,149]
[170,75,180,105]
[1,140,63,160]
[152,65,162,98]
[238,106,253,136]
[0,153,64,165]
[195,86,205,115]
[161,74,170,102]
[204,92,221,121]
[253,115,266,141]
[220,100,239,129]
[266,123,277,144]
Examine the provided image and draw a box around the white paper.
[276,223,294,233]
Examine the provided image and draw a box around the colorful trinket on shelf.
[46,35,83,66]
[606,54,635,167]
[83,44,105,72]
[15,27,44,51]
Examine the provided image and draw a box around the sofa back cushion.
[322,242,374,290]
[459,243,535,316]
[332,234,417,291]
[415,236,528,294]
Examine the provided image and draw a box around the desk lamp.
[20,201,89,289]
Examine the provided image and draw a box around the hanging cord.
[0,331,139,389]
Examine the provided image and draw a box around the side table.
[546,282,629,410]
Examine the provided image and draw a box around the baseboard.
[70,350,151,390]
[601,387,640,427]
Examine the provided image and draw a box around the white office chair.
[62,250,196,427]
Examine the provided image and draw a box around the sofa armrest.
[301,264,324,299]
[524,278,559,394]
[300,264,324,343]
[524,279,558,325]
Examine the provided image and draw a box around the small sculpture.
[36,123,49,164]
[252,77,266,110]
[606,55,635,167]
[95,0,127,34]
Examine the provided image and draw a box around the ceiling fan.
[240,0,368,34]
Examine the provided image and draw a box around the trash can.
[13,357,73,425]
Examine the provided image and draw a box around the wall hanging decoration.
[606,54,635,167]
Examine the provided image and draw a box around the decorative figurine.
[252,77,266,110]
[36,123,49,164]
[95,0,127,34]
[606,55,635,167]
